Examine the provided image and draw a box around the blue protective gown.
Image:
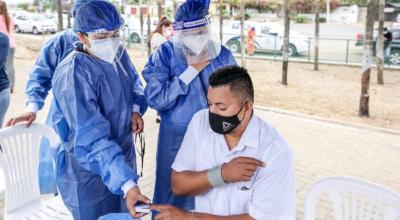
[142,41,236,210]
[51,47,147,220]
[25,30,78,194]
[24,30,147,194]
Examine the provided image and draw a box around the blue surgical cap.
[72,0,93,17]
[73,0,124,33]
[175,0,210,22]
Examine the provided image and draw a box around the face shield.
[173,16,221,65]
[85,29,124,63]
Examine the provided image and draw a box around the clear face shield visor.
[173,16,222,65]
[84,29,125,63]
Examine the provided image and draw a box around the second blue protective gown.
[142,41,236,211]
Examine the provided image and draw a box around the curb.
[255,106,400,136]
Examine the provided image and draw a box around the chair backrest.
[0,123,59,213]
[304,176,400,220]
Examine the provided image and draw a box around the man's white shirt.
[172,109,295,220]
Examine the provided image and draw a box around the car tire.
[288,44,297,57]
[130,33,140,43]
[389,49,400,65]
[227,40,241,53]
[32,27,39,35]
[14,25,20,33]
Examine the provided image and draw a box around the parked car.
[9,9,28,18]
[44,13,74,30]
[222,21,310,56]
[123,17,159,43]
[14,13,57,34]
[355,27,400,64]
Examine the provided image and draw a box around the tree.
[376,0,384,85]
[157,0,162,18]
[219,0,224,42]
[282,0,290,85]
[56,0,63,31]
[147,0,152,56]
[314,0,320,71]
[359,0,376,117]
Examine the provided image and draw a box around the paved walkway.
[1,64,399,219]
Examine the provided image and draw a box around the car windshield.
[32,15,45,21]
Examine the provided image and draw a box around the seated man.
[152,65,295,220]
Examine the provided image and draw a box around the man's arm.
[151,205,254,220]
[171,170,211,196]
[172,157,264,196]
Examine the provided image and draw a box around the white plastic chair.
[0,123,73,220]
[304,176,400,220]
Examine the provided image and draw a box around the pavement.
[0,62,399,219]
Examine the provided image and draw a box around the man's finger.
[154,210,170,220]
[5,118,13,127]
[138,194,151,204]
[27,118,34,128]
[10,118,17,126]
[133,212,147,218]
[240,157,265,167]
[150,204,169,212]
[243,169,256,176]
[128,204,137,218]
[243,164,257,172]
[138,119,144,131]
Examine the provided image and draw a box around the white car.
[123,17,160,43]
[223,21,310,56]
[44,13,74,30]
[14,14,57,34]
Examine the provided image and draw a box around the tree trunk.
[240,0,245,66]
[147,0,152,56]
[314,1,320,71]
[219,0,223,42]
[377,0,384,85]
[173,0,178,14]
[67,1,72,29]
[139,0,145,56]
[326,0,330,23]
[56,0,63,31]
[282,0,290,85]
[158,0,162,18]
[359,0,376,117]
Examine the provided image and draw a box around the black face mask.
[209,104,246,135]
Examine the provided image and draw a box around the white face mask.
[182,33,209,55]
[88,37,121,63]
[163,29,172,38]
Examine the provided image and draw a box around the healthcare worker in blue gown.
[142,0,237,213]
[6,0,95,194]
[6,0,147,195]
[50,1,150,220]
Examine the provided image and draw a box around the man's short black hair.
[209,65,254,102]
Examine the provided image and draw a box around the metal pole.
[345,39,349,64]
[308,37,311,62]
[274,36,277,60]
[240,0,245,66]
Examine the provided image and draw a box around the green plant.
[17,3,29,11]
[294,15,309,23]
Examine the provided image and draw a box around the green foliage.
[293,15,310,23]
[17,3,29,11]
